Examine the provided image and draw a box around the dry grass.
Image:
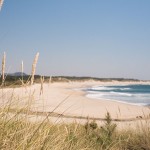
[31,52,39,85]
[40,76,44,95]
[1,52,6,86]
[49,76,52,84]
[0,0,4,11]
[21,60,24,85]
[0,87,150,150]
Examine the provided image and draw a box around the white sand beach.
[0,81,150,129]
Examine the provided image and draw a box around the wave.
[90,86,116,91]
[85,84,150,106]
[86,93,150,106]
[110,92,133,97]
[120,88,131,90]
[90,86,132,92]
[84,85,150,106]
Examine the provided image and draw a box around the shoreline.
[0,81,150,120]
[81,82,150,107]
[0,80,150,129]
[86,96,150,107]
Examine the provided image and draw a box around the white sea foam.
[110,92,133,97]
[91,86,115,91]
[85,85,150,106]
[86,94,149,106]
[91,86,131,91]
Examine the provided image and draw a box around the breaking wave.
[85,84,150,106]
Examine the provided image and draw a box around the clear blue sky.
[0,0,150,80]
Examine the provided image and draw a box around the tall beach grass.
[0,0,4,11]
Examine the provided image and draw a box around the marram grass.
[0,0,4,11]
[31,52,39,85]
[1,52,6,86]
[0,97,150,150]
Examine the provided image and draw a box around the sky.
[0,0,150,80]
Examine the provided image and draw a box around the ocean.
[85,84,150,106]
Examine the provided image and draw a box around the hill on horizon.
[8,72,28,77]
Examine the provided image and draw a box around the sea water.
[85,84,150,106]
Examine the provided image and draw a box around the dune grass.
[0,96,150,150]
[0,80,149,150]
[0,0,4,11]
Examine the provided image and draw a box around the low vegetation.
[0,102,150,150]
[0,74,140,87]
